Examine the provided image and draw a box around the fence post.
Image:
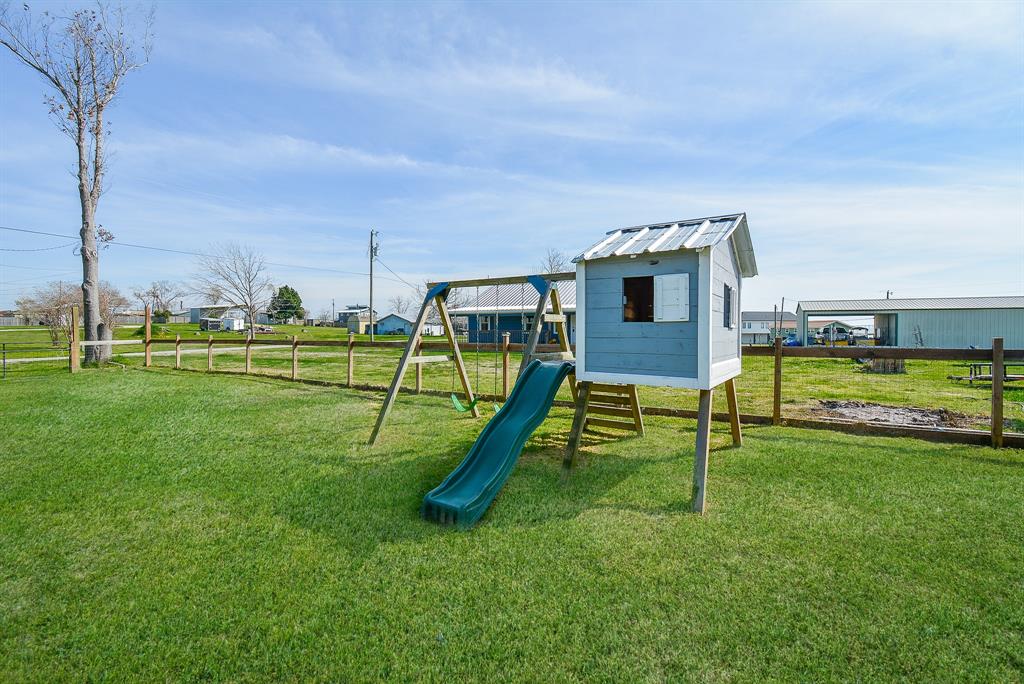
[175,334,181,369]
[291,335,299,380]
[502,332,511,399]
[245,337,252,374]
[772,336,783,426]
[415,338,423,394]
[207,335,214,371]
[347,331,355,386]
[144,305,152,368]
[69,304,80,374]
[992,337,1004,448]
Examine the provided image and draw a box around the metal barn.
[796,296,1024,348]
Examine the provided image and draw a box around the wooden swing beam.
[426,271,575,289]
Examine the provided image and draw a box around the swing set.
[369,271,579,444]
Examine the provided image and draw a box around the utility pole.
[331,298,335,325]
[369,229,380,341]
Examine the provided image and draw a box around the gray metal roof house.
[796,296,1024,348]
[573,213,757,390]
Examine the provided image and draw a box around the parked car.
[782,336,801,346]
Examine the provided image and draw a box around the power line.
[376,256,418,289]
[0,225,416,285]
[0,241,78,252]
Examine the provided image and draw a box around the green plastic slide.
[422,359,575,528]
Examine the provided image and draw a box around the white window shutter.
[654,274,689,322]
[679,274,689,321]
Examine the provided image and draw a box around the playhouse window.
[723,285,735,328]
[623,276,654,322]
[480,315,492,332]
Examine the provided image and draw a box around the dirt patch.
[816,400,974,428]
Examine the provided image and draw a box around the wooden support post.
[414,339,423,394]
[725,378,742,447]
[69,304,80,373]
[519,282,551,377]
[144,305,152,368]
[347,331,355,386]
[174,334,181,370]
[291,335,299,380]
[992,337,1004,448]
[692,388,713,514]
[772,336,783,426]
[435,292,479,418]
[245,337,252,374]
[562,381,593,475]
[501,332,511,399]
[207,335,214,371]
[627,384,645,437]
[369,284,449,445]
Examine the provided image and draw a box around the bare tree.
[1,3,153,361]
[537,247,570,274]
[192,243,273,337]
[413,280,469,325]
[388,294,411,315]
[17,279,126,347]
[16,280,77,345]
[317,308,333,324]
[132,279,184,314]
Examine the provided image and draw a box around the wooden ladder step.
[585,417,640,432]
[586,405,634,419]
[589,393,631,406]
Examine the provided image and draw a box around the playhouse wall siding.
[711,240,741,364]
[583,252,699,378]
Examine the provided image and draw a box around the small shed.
[573,213,757,390]
[199,317,223,332]
[376,313,414,335]
[222,317,246,332]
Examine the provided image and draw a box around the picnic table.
[951,362,1024,384]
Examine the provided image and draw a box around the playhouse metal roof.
[572,213,757,277]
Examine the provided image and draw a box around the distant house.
[0,310,30,326]
[375,313,414,335]
[448,281,577,345]
[741,311,797,345]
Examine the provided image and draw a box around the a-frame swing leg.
[691,388,713,514]
[518,277,552,378]
[725,378,742,447]
[562,381,592,476]
[369,285,445,445]
[435,291,480,419]
[549,285,578,403]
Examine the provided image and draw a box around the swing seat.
[450,394,482,413]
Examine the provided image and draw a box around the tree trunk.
[77,131,106,363]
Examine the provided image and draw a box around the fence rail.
[21,309,1023,449]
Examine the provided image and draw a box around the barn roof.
[573,213,757,276]
[449,281,577,314]
[798,296,1024,313]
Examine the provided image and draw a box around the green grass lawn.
[1,368,1022,680]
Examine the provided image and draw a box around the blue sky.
[2,0,1022,315]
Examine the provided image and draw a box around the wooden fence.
[64,308,1023,450]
